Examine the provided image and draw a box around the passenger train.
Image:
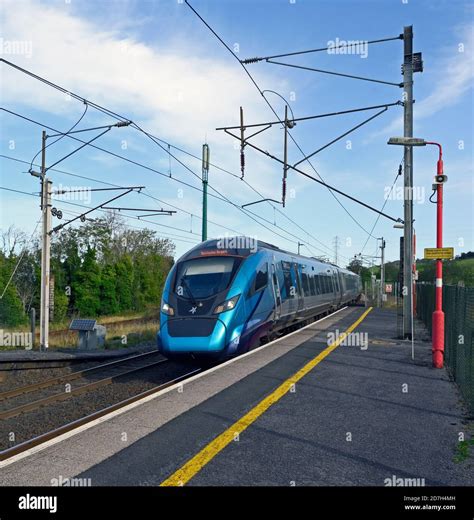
[157,237,362,363]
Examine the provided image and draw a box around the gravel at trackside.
[0,359,192,451]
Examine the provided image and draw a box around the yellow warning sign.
[424,247,454,260]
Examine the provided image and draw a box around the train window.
[315,275,321,294]
[302,272,310,296]
[310,275,317,296]
[283,270,293,299]
[248,263,268,297]
[272,267,281,305]
[175,256,241,299]
[295,264,303,296]
[255,263,268,292]
[323,275,329,294]
[347,276,352,290]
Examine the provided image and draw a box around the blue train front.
[157,238,274,363]
[157,236,362,364]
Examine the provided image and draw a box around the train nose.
[159,317,227,353]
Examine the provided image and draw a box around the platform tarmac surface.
[1,307,472,486]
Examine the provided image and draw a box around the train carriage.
[157,237,362,363]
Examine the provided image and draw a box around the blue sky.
[1,0,472,266]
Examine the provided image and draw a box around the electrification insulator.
[241,57,260,64]
[240,149,245,179]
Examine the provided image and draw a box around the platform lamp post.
[388,137,446,368]
[202,144,210,242]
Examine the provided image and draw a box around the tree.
[0,253,27,327]
[100,264,119,315]
[347,257,363,274]
[114,255,133,312]
[73,248,101,317]
[0,214,177,326]
[346,257,372,288]
[384,262,399,283]
[14,251,38,313]
[0,226,27,257]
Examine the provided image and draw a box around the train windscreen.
[174,256,242,299]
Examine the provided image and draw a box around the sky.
[0,0,473,267]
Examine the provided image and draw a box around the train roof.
[180,236,357,274]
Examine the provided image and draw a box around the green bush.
[0,217,175,325]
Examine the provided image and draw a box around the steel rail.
[0,350,162,401]
[0,369,200,462]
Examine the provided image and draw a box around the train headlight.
[213,295,240,314]
[161,302,175,316]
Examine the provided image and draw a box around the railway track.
[0,351,167,420]
[0,359,93,372]
[0,308,349,462]
[0,350,162,402]
[0,351,198,457]
[0,367,200,462]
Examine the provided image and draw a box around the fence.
[364,280,401,308]
[416,282,474,415]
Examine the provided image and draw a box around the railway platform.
[0,306,472,487]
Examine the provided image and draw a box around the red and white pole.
[429,143,444,368]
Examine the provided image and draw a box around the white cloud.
[0,0,303,257]
[0,0,285,150]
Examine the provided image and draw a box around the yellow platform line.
[160,306,373,486]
